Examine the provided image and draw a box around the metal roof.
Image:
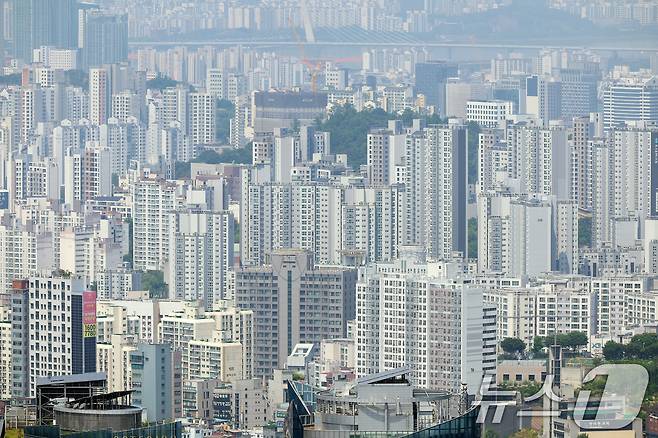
[36,372,107,387]
[356,366,412,385]
[66,390,134,409]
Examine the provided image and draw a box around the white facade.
[190,92,216,146]
[132,178,180,271]
[90,68,110,126]
[603,76,658,129]
[167,210,235,309]
[477,194,553,277]
[404,124,468,259]
[183,340,243,383]
[466,100,514,128]
[356,257,495,395]
[96,334,136,392]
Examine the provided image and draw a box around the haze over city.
[0,1,658,438]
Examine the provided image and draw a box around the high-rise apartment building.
[167,210,235,310]
[404,123,468,259]
[96,334,137,393]
[80,11,129,68]
[189,92,216,146]
[100,119,130,176]
[525,75,562,124]
[355,254,496,395]
[0,220,40,296]
[571,116,596,211]
[591,127,658,248]
[132,178,180,271]
[235,250,357,377]
[162,85,189,134]
[242,183,342,266]
[11,277,96,397]
[477,194,553,277]
[414,61,458,117]
[12,0,78,62]
[63,146,112,204]
[90,68,111,126]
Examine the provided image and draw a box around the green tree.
[544,332,588,352]
[483,429,499,438]
[509,429,539,438]
[215,99,235,143]
[141,270,168,298]
[314,105,392,167]
[532,336,545,353]
[624,333,658,360]
[466,121,480,185]
[579,375,608,398]
[314,104,448,168]
[467,218,477,259]
[603,340,625,361]
[560,332,589,351]
[578,217,592,248]
[146,75,179,91]
[501,337,526,355]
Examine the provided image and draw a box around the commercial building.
[130,343,182,422]
[603,76,658,129]
[466,100,514,128]
[414,61,458,117]
[12,0,78,62]
[252,91,327,132]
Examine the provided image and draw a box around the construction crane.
[292,1,361,93]
[290,14,322,93]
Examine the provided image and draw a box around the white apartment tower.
[100,119,129,176]
[404,124,468,259]
[477,194,553,277]
[12,277,96,397]
[132,178,180,271]
[355,255,496,395]
[190,92,216,146]
[242,183,342,266]
[592,128,658,248]
[90,68,111,126]
[167,210,235,310]
[63,145,112,204]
